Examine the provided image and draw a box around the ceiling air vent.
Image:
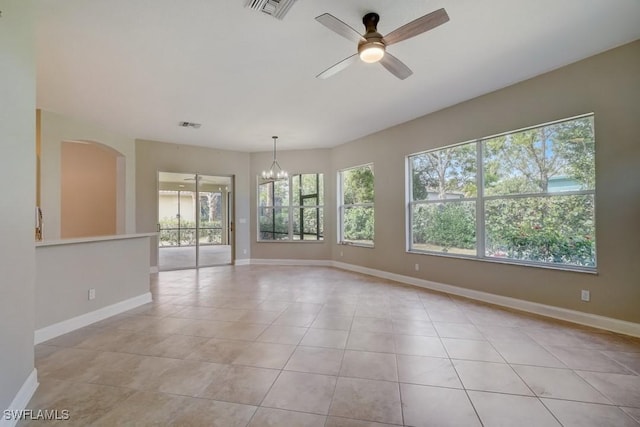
[179,121,201,129]
[245,0,298,20]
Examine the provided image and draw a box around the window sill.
[339,241,375,249]
[407,249,597,274]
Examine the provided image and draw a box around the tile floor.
[23,266,640,426]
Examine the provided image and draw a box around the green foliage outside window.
[409,115,596,269]
[159,218,222,246]
[340,165,374,245]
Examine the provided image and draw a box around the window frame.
[407,113,596,273]
[257,173,324,242]
[338,163,375,247]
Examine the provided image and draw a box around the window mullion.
[476,139,485,259]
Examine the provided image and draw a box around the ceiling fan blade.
[383,8,449,46]
[315,13,366,43]
[380,52,413,80]
[316,53,359,79]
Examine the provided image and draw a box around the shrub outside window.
[258,174,323,241]
[408,114,596,270]
[339,164,374,246]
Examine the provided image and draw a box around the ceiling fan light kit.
[316,8,450,79]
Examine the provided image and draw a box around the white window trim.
[338,163,375,247]
[406,113,596,273]
[257,173,324,242]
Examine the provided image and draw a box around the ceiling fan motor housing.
[358,12,385,62]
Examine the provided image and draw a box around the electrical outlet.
[88,288,96,300]
[581,289,590,302]
[243,249,247,255]
[415,263,420,271]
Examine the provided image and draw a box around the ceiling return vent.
[244,0,298,20]
[179,121,201,129]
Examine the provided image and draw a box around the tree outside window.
[339,164,374,246]
[408,114,596,270]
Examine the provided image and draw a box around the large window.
[258,173,324,241]
[408,114,596,270]
[338,164,374,246]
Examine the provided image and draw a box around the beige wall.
[61,142,118,238]
[40,110,136,239]
[0,0,36,410]
[330,41,640,323]
[250,148,333,261]
[136,140,250,266]
[35,237,150,329]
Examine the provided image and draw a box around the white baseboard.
[1,369,39,427]
[34,292,153,345]
[250,258,333,267]
[332,261,640,338]
[234,259,251,266]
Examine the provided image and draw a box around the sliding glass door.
[158,172,233,270]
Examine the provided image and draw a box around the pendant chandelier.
[262,136,288,180]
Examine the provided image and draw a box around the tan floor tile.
[301,328,349,348]
[603,351,640,375]
[577,371,640,407]
[21,379,136,427]
[256,325,308,345]
[214,322,269,341]
[513,365,611,403]
[91,391,190,426]
[142,333,210,359]
[41,327,102,348]
[475,324,536,342]
[397,354,462,388]
[232,342,295,369]
[347,331,395,353]
[173,398,256,427]
[325,417,397,427]
[352,317,394,334]
[425,308,469,323]
[468,391,560,426]
[72,328,137,351]
[310,314,353,331]
[285,346,344,375]
[621,407,640,423]
[248,407,326,427]
[490,339,565,367]
[546,346,631,373]
[262,371,337,414]
[391,319,437,337]
[36,347,99,382]
[198,365,279,405]
[453,360,533,395]
[442,338,504,362]
[330,377,402,425]
[29,266,640,425]
[84,353,179,389]
[174,319,233,337]
[340,350,398,382]
[147,359,226,396]
[395,335,447,358]
[434,322,485,340]
[401,383,481,427]
[237,310,282,324]
[542,398,639,427]
[272,312,317,327]
[187,338,251,363]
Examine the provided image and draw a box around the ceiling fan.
[315,8,449,80]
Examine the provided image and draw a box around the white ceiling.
[35,0,640,153]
